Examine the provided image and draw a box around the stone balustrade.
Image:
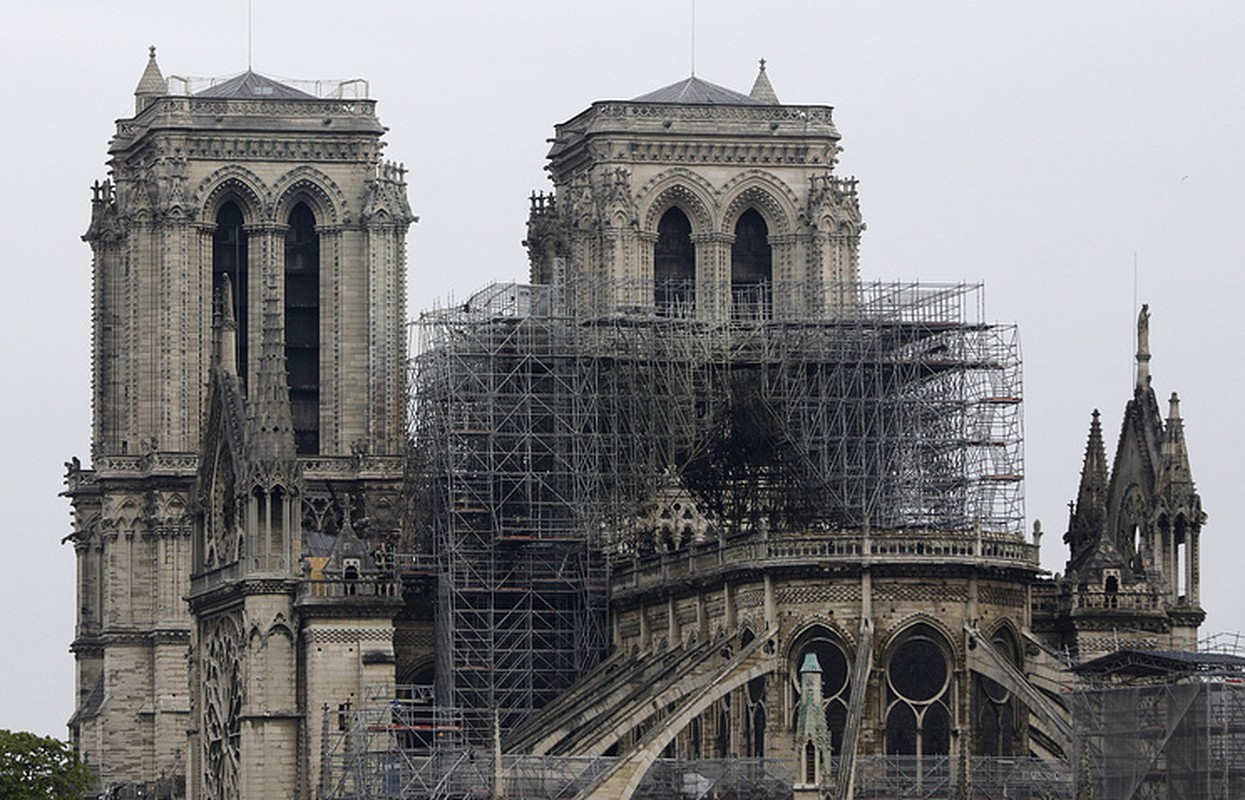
[1075,589,1164,612]
[298,577,401,602]
[613,528,1038,597]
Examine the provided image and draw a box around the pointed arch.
[719,172,799,237]
[196,165,267,225]
[637,169,716,233]
[882,620,956,762]
[272,166,348,226]
[882,614,963,664]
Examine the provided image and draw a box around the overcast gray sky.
[3,1,1243,739]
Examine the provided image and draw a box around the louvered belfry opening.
[284,202,320,454]
[654,207,695,316]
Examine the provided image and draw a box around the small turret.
[134,46,165,114]
[749,58,780,104]
[1157,393,1194,495]
[794,652,833,795]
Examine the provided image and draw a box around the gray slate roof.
[632,76,771,106]
[196,70,315,99]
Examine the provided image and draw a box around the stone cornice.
[1168,607,1207,627]
[184,134,379,163]
[187,574,299,614]
[83,452,405,483]
[83,629,191,647]
[548,103,842,181]
[70,637,105,657]
[560,101,837,137]
[112,96,384,154]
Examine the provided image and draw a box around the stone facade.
[66,49,415,798]
[66,53,1209,800]
[1031,305,1206,660]
[525,68,863,321]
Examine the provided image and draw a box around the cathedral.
[65,49,1207,800]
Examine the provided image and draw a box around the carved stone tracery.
[201,611,244,800]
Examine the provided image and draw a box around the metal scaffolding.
[1069,644,1245,800]
[407,277,1023,747]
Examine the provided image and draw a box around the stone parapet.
[612,528,1039,603]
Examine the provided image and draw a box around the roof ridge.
[631,75,769,106]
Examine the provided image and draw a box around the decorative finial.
[759,57,767,71]
[149,45,157,59]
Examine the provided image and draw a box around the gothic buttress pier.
[66,49,414,796]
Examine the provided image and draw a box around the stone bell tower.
[525,60,865,321]
[65,48,414,795]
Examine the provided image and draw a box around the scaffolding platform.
[407,277,1023,747]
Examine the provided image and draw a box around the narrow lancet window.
[731,208,772,320]
[654,207,695,316]
[213,201,248,382]
[285,202,320,454]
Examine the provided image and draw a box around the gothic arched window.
[285,202,320,454]
[975,630,1020,757]
[731,208,772,320]
[885,627,952,765]
[655,207,695,316]
[213,201,248,382]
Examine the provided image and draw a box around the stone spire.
[134,46,165,114]
[793,652,832,793]
[244,278,301,491]
[749,58,780,104]
[1066,409,1109,554]
[217,274,238,377]
[1157,392,1196,499]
